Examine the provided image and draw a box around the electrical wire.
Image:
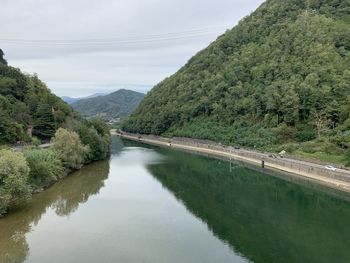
[0,26,229,47]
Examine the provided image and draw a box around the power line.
[0,26,229,46]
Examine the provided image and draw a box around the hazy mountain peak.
[71,89,145,121]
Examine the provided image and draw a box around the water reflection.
[2,138,350,263]
[147,148,350,263]
[0,160,109,263]
[111,135,125,155]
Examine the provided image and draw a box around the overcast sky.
[1,0,265,97]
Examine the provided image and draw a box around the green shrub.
[0,149,31,215]
[24,149,64,188]
[296,130,316,142]
[298,140,343,156]
[273,124,296,142]
[275,143,300,154]
[332,131,350,149]
[31,136,41,147]
[346,150,350,167]
[52,128,88,170]
[324,143,344,155]
[299,141,320,154]
[76,119,111,163]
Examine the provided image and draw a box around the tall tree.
[0,49,7,65]
[33,103,56,140]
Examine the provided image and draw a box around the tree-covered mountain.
[71,89,145,121]
[122,0,350,163]
[0,49,75,144]
[0,50,112,215]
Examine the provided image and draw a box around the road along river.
[116,131,350,193]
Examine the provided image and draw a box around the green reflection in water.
[146,146,350,263]
[0,160,109,263]
[1,137,350,263]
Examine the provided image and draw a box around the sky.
[0,0,265,97]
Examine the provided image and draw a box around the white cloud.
[0,0,265,97]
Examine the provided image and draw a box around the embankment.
[113,131,350,193]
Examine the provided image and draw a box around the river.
[1,136,350,263]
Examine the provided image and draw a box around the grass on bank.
[293,151,345,166]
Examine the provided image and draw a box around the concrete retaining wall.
[119,131,350,184]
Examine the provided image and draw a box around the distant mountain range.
[70,89,145,121]
[62,93,107,104]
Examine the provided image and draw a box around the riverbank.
[113,131,350,193]
[1,123,111,217]
[5,138,350,263]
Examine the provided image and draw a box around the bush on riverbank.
[77,119,111,162]
[0,149,31,215]
[24,149,64,188]
[52,128,88,170]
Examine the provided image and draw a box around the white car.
[325,165,337,171]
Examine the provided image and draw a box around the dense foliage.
[347,150,350,166]
[122,0,350,163]
[0,124,111,216]
[0,50,74,144]
[71,89,145,121]
[52,128,88,170]
[24,149,64,188]
[76,119,111,162]
[0,49,6,65]
[0,149,31,215]
[0,51,112,215]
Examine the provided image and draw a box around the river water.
[1,136,350,263]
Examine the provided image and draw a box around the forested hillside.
[71,89,145,121]
[0,50,112,215]
[0,49,74,144]
[122,0,350,164]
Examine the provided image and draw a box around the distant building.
[108,118,121,125]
